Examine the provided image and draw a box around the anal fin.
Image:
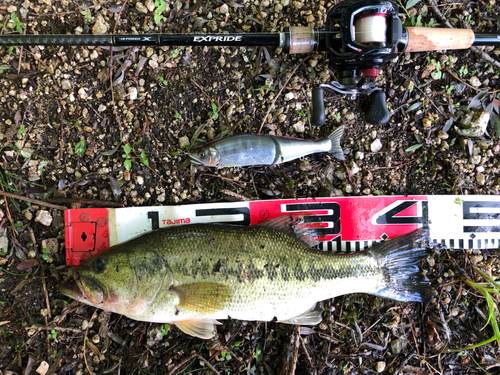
[278,303,323,325]
[175,319,221,339]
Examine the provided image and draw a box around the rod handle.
[311,87,326,127]
[404,27,474,52]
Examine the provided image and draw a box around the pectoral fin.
[171,282,232,314]
[278,303,323,325]
[175,318,221,339]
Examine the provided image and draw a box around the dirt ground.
[1,0,500,374]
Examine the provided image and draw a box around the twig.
[167,352,197,375]
[48,197,124,207]
[299,335,317,375]
[287,325,301,375]
[259,56,310,133]
[0,187,16,237]
[83,310,98,374]
[29,227,51,319]
[0,190,67,211]
[221,189,250,201]
[196,354,221,375]
[25,325,82,333]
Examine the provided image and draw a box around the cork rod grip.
[405,27,474,52]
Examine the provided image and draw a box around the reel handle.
[404,27,474,52]
[311,87,326,127]
[365,90,390,125]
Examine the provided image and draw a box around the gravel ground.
[0,0,500,374]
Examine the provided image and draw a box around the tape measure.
[64,195,500,265]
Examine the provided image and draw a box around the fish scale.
[60,220,431,339]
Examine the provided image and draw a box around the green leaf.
[123,144,131,155]
[124,159,132,171]
[407,102,422,112]
[74,140,87,155]
[406,0,421,9]
[405,143,423,152]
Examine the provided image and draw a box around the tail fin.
[370,229,431,303]
[327,126,345,160]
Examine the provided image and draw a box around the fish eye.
[93,258,106,272]
[200,152,205,157]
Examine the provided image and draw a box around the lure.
[189,126,345,167]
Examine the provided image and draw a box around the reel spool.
[354,13,388,44]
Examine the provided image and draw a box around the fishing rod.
[1,0,499,125]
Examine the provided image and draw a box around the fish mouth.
[59,272,104,306]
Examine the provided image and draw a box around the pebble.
[98,104,107,112]
[36,361,49,375]
[469,76,481,87]
[92,16,108,34]
[355,151,364,160]
[92,334,100,344]
[284,92,295,100]
[25,211,33,220]
[178,136,190,149]
[220,4,229,14]
[61,79,72,90]
[293,121,305,133]
[371,139,383,152]
[476,174,485,185]
[136,176,144,185]
[78,88,88,99]
[35,210,53,227]
[128,87,138,101]
[135,2,148,14]
[375,361,386,373]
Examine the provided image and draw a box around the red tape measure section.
[65,208,109,265]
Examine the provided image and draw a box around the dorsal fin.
[257,213,319,248]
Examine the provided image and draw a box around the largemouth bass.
[188,126,345,167]
[59,215,430,339]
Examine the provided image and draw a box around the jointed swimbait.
[189,126,345,167]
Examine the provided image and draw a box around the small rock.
[60,79,72,90]
[469,76,481,87]
[220,4,229,14]
[92,334,100,344]
[36,361,49,375]
[25,211,33,220]
[284,92,295,100]
[375,361,386,373]
[98,104,107,112]
[355,151,364,160]
[145,0,155,12]
[35,210,53,227]
[476,173,485,185]
[178,136,190,149]
[135,2,148,14]
[78,88,88,99]
[92,16,108,34]
[128,87,138,101]
[371,139,383,152]
[391,337,407,354]
[293,121,305,133]
[136,176,144,185]
[350,163,360,175]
